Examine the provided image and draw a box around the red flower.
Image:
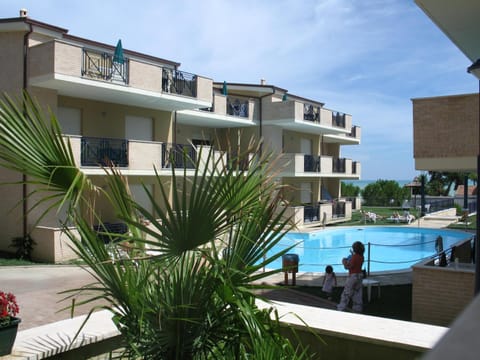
[0,291,19,327]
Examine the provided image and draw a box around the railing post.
[367,242,371,276]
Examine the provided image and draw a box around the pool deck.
[251,215,459,314]
[256,215,459,288]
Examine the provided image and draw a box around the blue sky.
[1,0,477,180]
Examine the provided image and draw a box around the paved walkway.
[0,266,102,330]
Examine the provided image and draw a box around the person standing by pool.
[337,241,365,312]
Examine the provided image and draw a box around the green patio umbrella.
[222,81,228,95]
[282,93,288,101]
[113,39,124,64]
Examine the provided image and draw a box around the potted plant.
[0,291,20,356]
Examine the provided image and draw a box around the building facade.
[0,11,360,262]
[412,93,478,172]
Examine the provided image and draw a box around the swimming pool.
[267,227,472,273]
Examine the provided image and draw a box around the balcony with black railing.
[302,201,347,224]
[304,155,320,172]
[332,201,346,219]
[333,158,346,173]
[304,204,321,223]
[28,40,213,111]
[227,97,249,118]
[82,49,129,85]
[161,143,196,169]
[162,69,197,98]
[226,152,251,171]
[81,137,128,167]
[304,104,320,123]
[349,126,357,138]
[332,112,346,128]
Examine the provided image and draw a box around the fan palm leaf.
[0,92,95,223]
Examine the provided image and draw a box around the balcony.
[278,154,360,178]
[303,201,348,223]
[161,68,197,98]
[82,48,129,84]
[262,99,352,135]
[28,39,212,111]
[176,94,257,128]
[283,200,352,227]
[161,143,196,169]
[81,137,128,167]
[67,136,225,175]
[332,111,346,128]
[323,125,361,145]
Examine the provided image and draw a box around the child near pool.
[322,265,337,300]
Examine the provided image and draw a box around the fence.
[276,235,474,275]
[162,68,197,97]
[82,48,129,84]
[81,137,128,167]
[161,143,196,169]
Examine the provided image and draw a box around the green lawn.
[0,251,38,266]
[331,207,415,227]
[336,206,477,231]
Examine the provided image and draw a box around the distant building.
[455,185,477,197]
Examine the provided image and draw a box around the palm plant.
[0,93,313,359]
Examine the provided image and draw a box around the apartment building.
[0,10,361,262]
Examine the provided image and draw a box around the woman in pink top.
[337,241,365,312]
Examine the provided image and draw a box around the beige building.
[0,11,360,262]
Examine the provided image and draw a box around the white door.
[58,107,81,135]
[125,115,152,141]
[300,182,312,204]
[300,138,312,155]
[130,184,153,215]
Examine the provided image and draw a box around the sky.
[1,0,477,180]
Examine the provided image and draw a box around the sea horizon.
[342,179,411,190]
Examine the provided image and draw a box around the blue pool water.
[267,227,472,273]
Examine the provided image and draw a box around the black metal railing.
[348,126,357,138]
[162,68,197,97]
[226,152,250,171]
[81,137,128,167]
[304,155,320,172]
[161,143,196,169]
[81,49,129,84]
[227,97,249,118]
[427,198,456,213]
[345,197,357,210]
[93,222,128,244]
[467,200,477,214]
[303,104,320,122]
[332,112,346,128]
[304,204,320,223]
[332,201,346,218]
[332,158,346,173]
